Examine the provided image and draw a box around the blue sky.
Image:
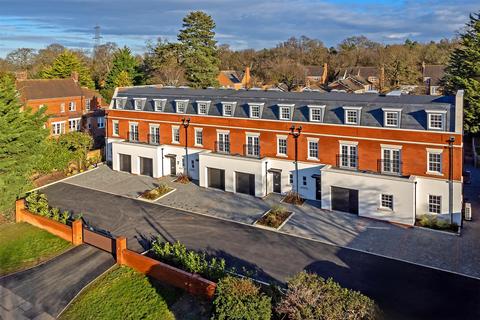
[0,0,477,57]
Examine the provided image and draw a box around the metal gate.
[83,227,116,254]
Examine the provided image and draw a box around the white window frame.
[115,97,127,109]
[245,133,260,157]
[85,99,91,111]
[343,107,362,125]
[216,130,230,153]
[96,117,105,128]
[381,144,402,175]
[194,128,203,147]
[153,99,167,112]
[250,105,260,118]
[197,101,210,115]
[380,194,394,211]
[248,103,263,119]
[149,124,160,144]
[129,122,139,141]
[68,101,76,112]
[68,118,81,132]
[426,110,447,130]
[278,104,294,121]
[427,148,443,175]
[175,100,189,114]
[112,120,119,136]
[52,121,66,135]
[307,138,319,160]
[383,108,401,128]
[428,195,442,214]
[339,141,358,169]
[172,126,180,144]
[277,135,288,157]
[308,105,326,122]
[134,98,146,111]
[222,102,236,117]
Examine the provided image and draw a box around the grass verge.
[0,222,72,276]
[59,266,178,320]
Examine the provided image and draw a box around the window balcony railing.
[215,141,230,154]
[336,154,358,170]
[128,131,139,143]
[244,144,260,158]
[378,159,403,176]
[148,133,160,145]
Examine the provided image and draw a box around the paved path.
[0,245,115,319]
[41,182,480,320]
[62,165,480,279]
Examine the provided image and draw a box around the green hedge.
[25,191,81,224]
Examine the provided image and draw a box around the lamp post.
[448,136,455,225]
[181,117,190,177]
[289,125,302,195]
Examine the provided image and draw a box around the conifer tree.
[105,46,139,89]
[40,50,94,88]
[178,11,220,88]
[0,75,48,218]
[444,12,480,133]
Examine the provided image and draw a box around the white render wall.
[321,167,416,225]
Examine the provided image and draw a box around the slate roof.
[114,86,456,132]
[16,78,83,100]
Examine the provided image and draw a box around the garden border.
[253,209,295,231]
[136,187,177,203]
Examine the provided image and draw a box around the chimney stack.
[322,63,328,84]
[243,66,251,88]
[15,71,27,81]
[71,71,79,82]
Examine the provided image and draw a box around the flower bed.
[140,184,174,201]
[174,173,191,184]
[415,214,459,233]
[255,205,293,229]
[282,191,305,205]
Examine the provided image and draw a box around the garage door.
[119,154,131,173]
[331,186,358,214]
[140,157,153,177]
[236,172,255,196]
[208,168,225,190]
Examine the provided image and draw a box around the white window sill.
[307,157,319,161]
[194,144,203,148]
[172,141,180,145]
[276,154,288,158]
[426,171,444,176]
[377,207,394,213]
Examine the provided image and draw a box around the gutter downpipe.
[161,147,164,177]
[448,136,455,225]
[265,161,268,197]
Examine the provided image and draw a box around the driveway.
[41,182,480,320]
[0,245,115,320]
[62,165,480,279]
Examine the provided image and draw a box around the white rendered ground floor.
[106,139,462,226]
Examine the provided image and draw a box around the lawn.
[0,222,72,275]
[59,266,179,320]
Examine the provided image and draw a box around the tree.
[33,44,66,74]
[444,12,480,133]
[92,42,118,88]
[6,48,37,72]
[265,58,306,91]
[105,46,139,90]
[178,11,220,88]
[0,75,48,218]
[39,50,94,88]
[143,39,186,86]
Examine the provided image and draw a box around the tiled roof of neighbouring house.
[423,65,445,86]
[16,78,83,100]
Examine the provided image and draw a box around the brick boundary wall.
[116,237,216,300]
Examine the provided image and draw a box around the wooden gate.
[83,227,116,254]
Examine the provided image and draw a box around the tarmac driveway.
[41,182,480,320]
[0,245,115,320]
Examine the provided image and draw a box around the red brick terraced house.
[15,72,106,143]
[105,86,464,226]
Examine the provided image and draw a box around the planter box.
[414,224,461,236]
[137,188,176,202]
[254,209,294,230]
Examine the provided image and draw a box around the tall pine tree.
[0,75,48,218]
[444,12,480,133]
[178,11,220,88]
[105,46,139,90]
[40,50,94,88]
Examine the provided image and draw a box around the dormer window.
[115,97,127,109]
[153,99,167,112]
[427,110,446,130]
[222,102,236,117]
[343,107,362,125]
[279,104,294,121]
[248,103,264,118]
[308,105,326,122]
[197,101,211,115]
[133,98,146,111]
[175,100,189,113]
[382,108,401,128]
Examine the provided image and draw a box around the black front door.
[208,168,225,190]
[119,154,131,173]
[170,157,176,176]
[236,172,255,196]
[273,172,281,193]
[331,186,358,214]
[140,157,153,177]
[315,177,322,201]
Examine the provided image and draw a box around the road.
[42,182,480,320]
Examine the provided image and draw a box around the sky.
[0,0,477,57]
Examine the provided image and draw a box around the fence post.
[116,236,127,265]
[15,199,25,223]
[71,220,83,245]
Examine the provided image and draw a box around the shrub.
[212,276,272,320]
[257,205,292,229]
[283,191,304,205]
[141,184,172,200]
[25,191,73,225]
[151,239,229,281]
[276,271,379,320]
[416,214,458,231]
[175,173,190,184]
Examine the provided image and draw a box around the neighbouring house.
[305,63,328,87]
[15,72,106,145]
[105,86,463,226]
[217,67,251,89]
[327,75,371,93]
[330,67,385,92]
[422,63,445,96]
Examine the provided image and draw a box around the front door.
[273,172,281,193]
[170,157,176,176]
[315,177,322,201]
